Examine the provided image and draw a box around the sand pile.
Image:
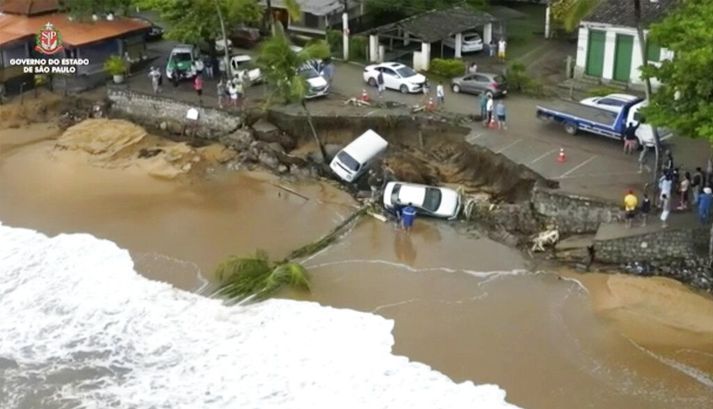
[55,119,236,179]
[0,92,63,129]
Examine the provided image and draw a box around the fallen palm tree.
[214,203,371,302]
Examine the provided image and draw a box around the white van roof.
[343,130,388,163]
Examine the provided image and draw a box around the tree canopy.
[365,0,487,23]
[135,0,263,43]
[641,0,713,141]
[550,0,599,31]
[59,0,134,19]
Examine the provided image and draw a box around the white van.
[330,130,388,182]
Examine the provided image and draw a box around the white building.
[574,0,675,89]
[262,0,364,35]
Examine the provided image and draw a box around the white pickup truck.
[218,55,262,84]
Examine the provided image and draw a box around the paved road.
[131,40,711,205]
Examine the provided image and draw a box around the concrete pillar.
[545,5,551,39]
[483,23,492,45]
[421,42,431,71]
[369,34,379,62]
[454,32,463,58]
[631,33,644,85]
[602,30,616,80]
[378,45,385,62]
[404,32,410,46]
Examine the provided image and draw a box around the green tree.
[60,0,135,20]
[256,26,330,162]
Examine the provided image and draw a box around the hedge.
[429,58,466,79]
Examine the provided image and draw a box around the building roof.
[262,0,346,16]
[1,0,59,16]
[583,0,676,27]
[0,13,150,46]
[366,6,497,43]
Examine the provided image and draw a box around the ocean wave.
[0,223,521,409]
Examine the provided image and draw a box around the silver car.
[450,72,507,98]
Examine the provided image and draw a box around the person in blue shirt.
[401,203,417,231]
[698,187,712,224]
[495,101,507,130]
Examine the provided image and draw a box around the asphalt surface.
[132,39,711,205]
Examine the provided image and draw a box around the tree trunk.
[213,0,231,80]
[266,0,273,34]
[301,100,328,163]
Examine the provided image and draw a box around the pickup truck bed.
[537,100,617,126]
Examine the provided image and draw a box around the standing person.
[623,122,639,154]
[495,100,507,130]
[658,173,673,208]
[468,62,478,74]
[321,58,335,87]
[497,38,507,61]
[640,193,651,227]
[436,82,445,105]
[227,80,238,107]
[623,189,638,228]
[485,94,494,126]
[692,167,704,205]
[194,57,204,75]
[401,203,417,232]
[217,79,226,108]
[235,78,244,108]
[660,193,671,228]
[193,74,203,101]
[698,187,713,224]
[377,71,385,97]
[421,81,430,103]
[678,172,691,210]
[489,40,496,57]
[663,150,674,175]
[479,92,488,123]
[148,66,161,94]
[204,57,214,79]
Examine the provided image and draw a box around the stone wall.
[594,227,708,263]
[107,88,241,140]
[531,188,622,234]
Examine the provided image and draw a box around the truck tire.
[564,122,578,135]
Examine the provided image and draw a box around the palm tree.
[256,24,330,161]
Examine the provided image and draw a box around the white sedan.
[580,93,641,113]
[383,181,461,220]
[443,32,484,53]
[363,62,427,94]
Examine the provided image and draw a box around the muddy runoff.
[1,116,712,409]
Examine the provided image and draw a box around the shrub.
[104,55,127,76]
[326,29,341,53]
[429,58,466,79]
[504,62,546,97]
[349,35,368,62]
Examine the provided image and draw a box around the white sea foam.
[0,223,522,409]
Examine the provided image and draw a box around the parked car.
[299,63,329,99]
[135,17,163,41]
[330,130,388,182]
[363,62,427,94]
[443,32,484,53]
[579,93,640,113]
[450,72,507,97]
[230,26,261,48]
[383,182,462,220]
[218,54,262,83]
[166,45,198,80]
[215,38,232,53]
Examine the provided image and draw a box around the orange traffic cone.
[426,97,435,112]
[360,89,369,102]
[557,148,567,163]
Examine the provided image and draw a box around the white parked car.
[383,181,462,220]
[363,62,427,94]
[443,32,484,53]
[580,93,640,113]
[299,63,329,99]
[218,55,262,83]
[215,38,232,53]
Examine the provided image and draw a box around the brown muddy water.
[1,123,713,409]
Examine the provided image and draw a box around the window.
[303,12,321,28]
[598,98,624,106]
[336,151,360,172]
[422,188,442,212]
[382,68,396,76]
[646,41,661,62]
[396,66,416,78]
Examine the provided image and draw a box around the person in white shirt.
[486,94,494,124]
[436,82,445,105]
[498,38,507,60]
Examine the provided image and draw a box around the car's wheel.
[400,84,409,94]
[367,77,376,87]
[564,122,578,135]
[452,84,461,93]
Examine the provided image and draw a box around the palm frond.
[302,39,331,61]
[262,262,311,295]
[283,0,302,22]
[214,250,272,299]
[564,0,600,32]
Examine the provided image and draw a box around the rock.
[258,151,280,169]
[252,118,296,151]
[277,164,289,174]
[266,142,285,154]
[221,129,254,150]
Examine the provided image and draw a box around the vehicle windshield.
[299,65,320,79]
[336,151,360,172]
[173,52,192,63]
[396,66,416,78]
[422,188,442,212]
[464,34,481,41]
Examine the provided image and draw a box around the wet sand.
[1,124,712,409]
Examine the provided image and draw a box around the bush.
[505,62,546,97]
[104,55,127,76]
[429,58,466,79]
[326,29,341,53]
[349,35,368,62]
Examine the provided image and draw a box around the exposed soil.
[0,91,63,129]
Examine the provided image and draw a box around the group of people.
[217,77,245,108]
[479,93,507,130]
[486,38,507,61]
[623,151,713,228]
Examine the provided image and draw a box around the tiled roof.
[366,6,497,43]
[0,13,150,46]
[262,0,346,16]
[1,0,59,16]
[583,0,676,27]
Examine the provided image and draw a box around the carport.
[363,6,497,70]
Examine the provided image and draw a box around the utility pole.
[213,0,231,81]
[342,0,349,60]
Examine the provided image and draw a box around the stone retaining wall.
[107,88,241,140]
[594,227,708,263]
[531,188,622,234]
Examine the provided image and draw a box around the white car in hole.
[443,32,484,53]
[383,181,462,220]
[363,62,427,94]
[580,93,640,113]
